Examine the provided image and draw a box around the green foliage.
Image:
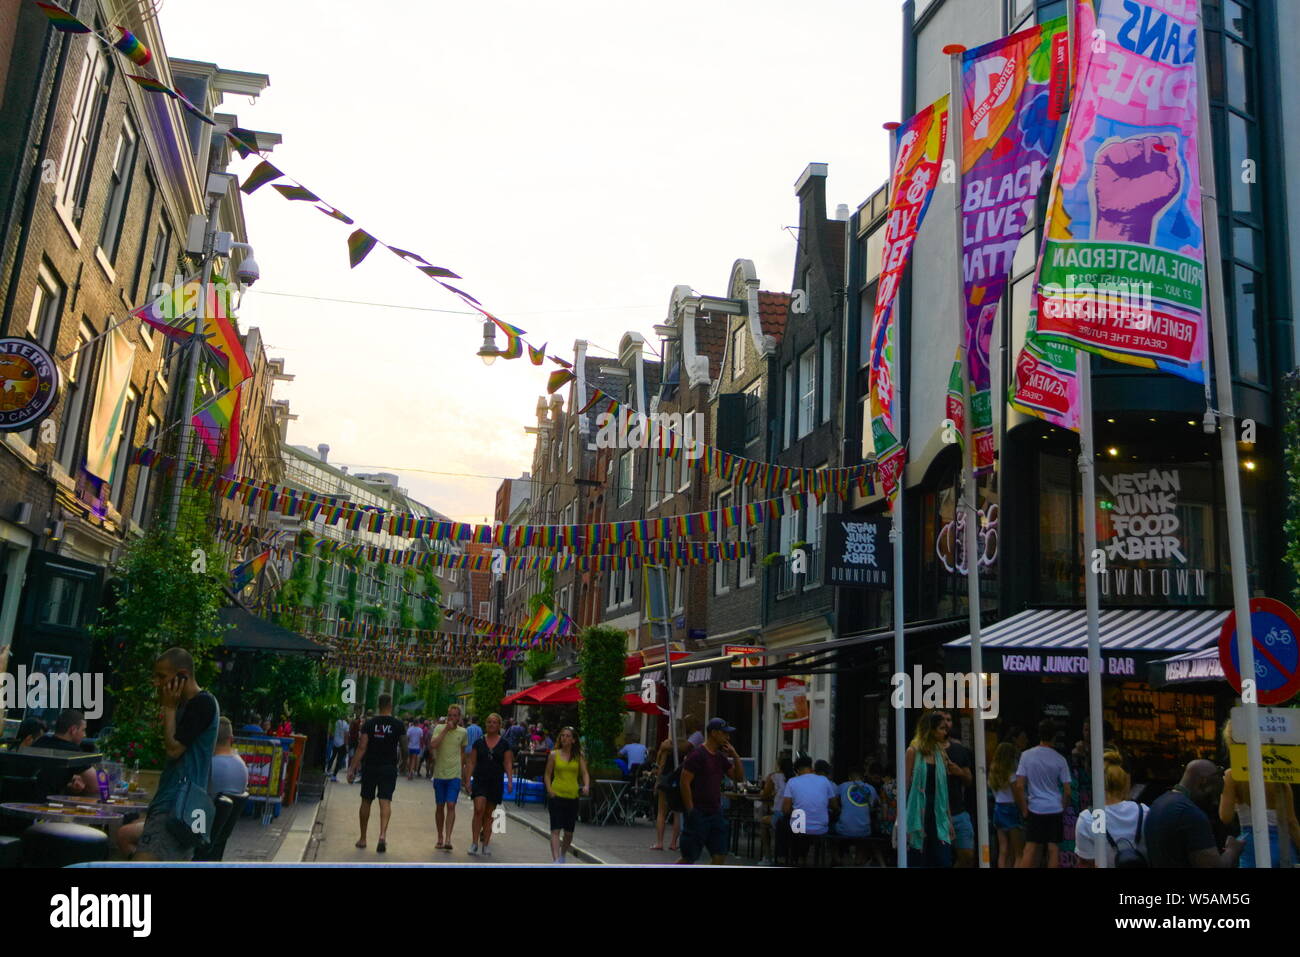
[213,655,342,731]
[577,625,626,768]
[92,486,227,767]
[1285,370,1300,604]
[420,566,442,631]
[472,661,505,719]
[527,568,556,616]
[416,670,458,718]
[523,648,556,683]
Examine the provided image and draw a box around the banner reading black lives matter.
[824,514,892,589]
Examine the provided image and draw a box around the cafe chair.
[195,792,249,862]
[20,821,109,868]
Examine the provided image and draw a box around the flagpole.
[1057,0,1110,871]
[881,119,908,870]
[1196,0,1269,863]
[944,42,991,870]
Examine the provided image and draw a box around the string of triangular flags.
[136,447,821,544]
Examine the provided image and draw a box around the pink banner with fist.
[1033,0,1206,382]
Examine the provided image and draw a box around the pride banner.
[869,95,948,500]
[1010,326,1081,428]
[958,19,1069,471]
[1033,0,1205,380]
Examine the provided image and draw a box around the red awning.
[503,677,665,715]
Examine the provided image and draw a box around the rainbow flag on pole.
[231,549,270,591]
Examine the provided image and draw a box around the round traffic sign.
[1218,598,1300,706]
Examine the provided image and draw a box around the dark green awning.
[220,606,326,656]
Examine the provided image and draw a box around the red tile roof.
[757,291,791,344]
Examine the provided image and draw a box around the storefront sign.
[825,514,892,588]
[1098,468,1208,602]
[235,739,284,799]
[777,676,809,730]
[0,337,60,432]
[722,645,765,693]
[1161,655,1223,684]
[998,652,1137,676]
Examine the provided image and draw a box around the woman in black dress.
[466,713,513,857]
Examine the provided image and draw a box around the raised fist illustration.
[1093,134,1181,244]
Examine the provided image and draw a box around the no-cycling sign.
[1218,597,1300,706]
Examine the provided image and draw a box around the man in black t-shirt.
[33,708,99,797]
[347,694,404,853]
[939,711,975,867]
[1145,760,1244,868]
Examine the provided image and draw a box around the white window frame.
[98,116,138,262]
[618,451,634,506]
[56,43,109,226]
[621,559,634,607]
[672,565,684,614]
[107,386,139,507]
[798,347,816,438]
[714,489,732,595]
[820,333,832,425]
[57,321,96,471]
[677,439,690,493]
[648,447,660,507]
[739,483,755,587]
[731,324,746,379]
[783,365,794,448]
[130,414,158,527]
[567,424,576,472]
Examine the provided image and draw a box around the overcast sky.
[158,0,903,522]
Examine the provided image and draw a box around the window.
[567,425,576,472]
[678,438,690,492]
[107,387,139,507]
[648,445,660,507]
[744,381,762,446]
[130,415,158,526]
[714,489,732,595]
[783,365,794,448]
[607,564,621,610]
[40,571,90,627]
[57,321,97,472]
[780,479,801,557]
[618,451,634,506]
[479,601,491,618]
[739,483,755,587]
[820,334,833,424]
[672,565,683,614]
[804,469,826,588]
[731,324,746,379]
[98,118,138,262]
[26,262,64,347]
[57,43,112,227]
[142,216,172,307]
[798,348,816,438]
[621,561,633,606]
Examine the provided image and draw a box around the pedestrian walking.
[677,718,744,865]
[328,714,349,780]
[466,713,513,857]
[1146,760,1243,868]
[1074,750,1150,868]
[544,726,591,863]
[904,711,954,868]
[346,694,404,853]
[405,719,424,780]
[465,715,484,755]
[650,735,690,851]
[988,741,1024,868]
[938,710,975,867]
[1013,719,1072,868]
[347,713,362,773]
[429,704,469,851]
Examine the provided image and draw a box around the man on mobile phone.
[678,718,745,865]
[429,704,469,851]
[128,648,220,861]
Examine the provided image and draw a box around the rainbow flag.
[491,318,525,360]
[112,26,152,66]
[347,229,378,268]
[126,73,174,96]
[33,2,90,33]
[273,184,321,203]
[231,550,270,591]
[528,342,546,366]
[240,161,282,194]
[317,205,354,224]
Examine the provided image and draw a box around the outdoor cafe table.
[48,794,150,814]
[1,801,125,833]
[593,779,630,826]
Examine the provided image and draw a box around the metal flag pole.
[944,41,992,870]
[1195,0,1269,863]
[881,118,908,869]
[1057,0,1110,870]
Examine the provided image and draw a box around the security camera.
[235,254,260,286]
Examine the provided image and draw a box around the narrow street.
[313,775,583,865]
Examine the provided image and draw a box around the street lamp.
[477,320,500,366]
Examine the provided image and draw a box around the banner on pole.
[869,95,949,500]
[1033,0,1206,380]
[84,324,135,481]
[1010,326,1081,428]
[957,18,1070,472]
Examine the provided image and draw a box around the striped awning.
[946,607,1230,655]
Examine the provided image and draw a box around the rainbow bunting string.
[112,26,152,66]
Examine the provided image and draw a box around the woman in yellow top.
[544,727,591,864]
